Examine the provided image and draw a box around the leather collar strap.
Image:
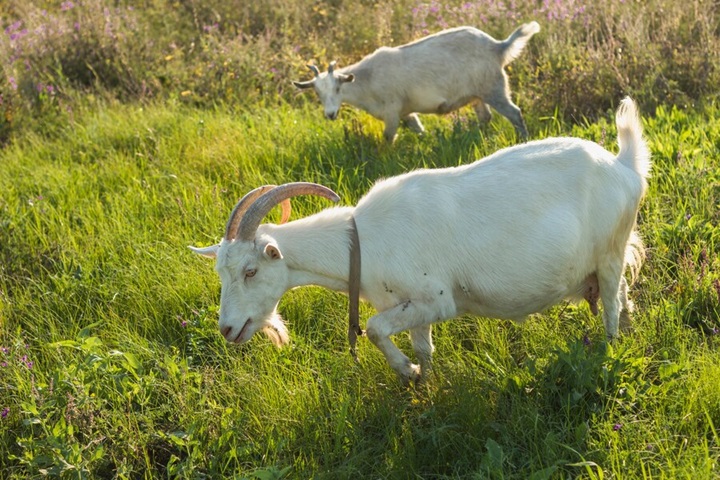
[348,215,364,361]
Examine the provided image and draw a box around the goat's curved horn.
[307,64,320,77]
[237,182,340,242]
[328,61,337,74]
[224,185,291,241]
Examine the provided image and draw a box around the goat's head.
[190,183,340,346]
[293,61,355,120]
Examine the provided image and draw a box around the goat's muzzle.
[221,319,252,343]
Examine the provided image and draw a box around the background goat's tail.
[616,97,651,179]
[499,21,540,66]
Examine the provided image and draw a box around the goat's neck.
[264,206,355,293]
[339,66,375,113]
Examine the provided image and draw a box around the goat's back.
[347,27,503,97]
[354,137,646,318]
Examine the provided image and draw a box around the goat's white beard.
[261,311,290,346]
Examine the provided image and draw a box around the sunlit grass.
[1,97,719,477]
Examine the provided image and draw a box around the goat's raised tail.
[499,21,540,67]
[616,97,651,179]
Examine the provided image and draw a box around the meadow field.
[1,0,719,478]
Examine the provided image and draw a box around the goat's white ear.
[189,244,218,259]
[340,73,354,83]
[264,243,283,260]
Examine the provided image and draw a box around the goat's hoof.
[398,363,422,387]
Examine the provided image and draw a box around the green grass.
[1,99,719,478]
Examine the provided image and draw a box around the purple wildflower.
[1,362,6,368]
[61,1,75,11]
[1,347,8,354]
[8,77,17,91]
[21,355,33,369]
[583,334,591,346]
[9,27,29,42]
[5,21,22,35]
[181,321,187,328]
[1,407,8,419]
[613,423,622,431]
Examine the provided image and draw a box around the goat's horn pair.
[236,182,340,242]
[306,64,320,77]
[224,185,292,241]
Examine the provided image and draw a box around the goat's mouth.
[232,318,252,343]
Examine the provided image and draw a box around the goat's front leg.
[473,101,492,124]
[366,296,454,385]
[402,114,425,135]
[410,324,434,377]
[382,119,400,143]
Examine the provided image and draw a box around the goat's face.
[192,237,290,347]
[293,63,354,121]
[191,182,340,347]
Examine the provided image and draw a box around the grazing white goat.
[191,98,650,384]
[293,22,540,142]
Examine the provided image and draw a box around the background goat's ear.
[189,245,218,259]
[293,80,315,89]
[264,243,283,260]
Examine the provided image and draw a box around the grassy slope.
[1,100,719,478]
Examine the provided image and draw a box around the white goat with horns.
[293,22,540,142]
[191,97,650,385]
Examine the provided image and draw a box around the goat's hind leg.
[484,83,528,139]
[618,276,634,332]
[597,258,625,339]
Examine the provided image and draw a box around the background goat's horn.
[224,185,291,241]
[328,61,337,74]
[307,64,320,77]
[237,182,340,242]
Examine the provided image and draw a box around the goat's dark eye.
[245,268,256,278]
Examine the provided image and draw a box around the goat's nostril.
[220,326,232,339]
